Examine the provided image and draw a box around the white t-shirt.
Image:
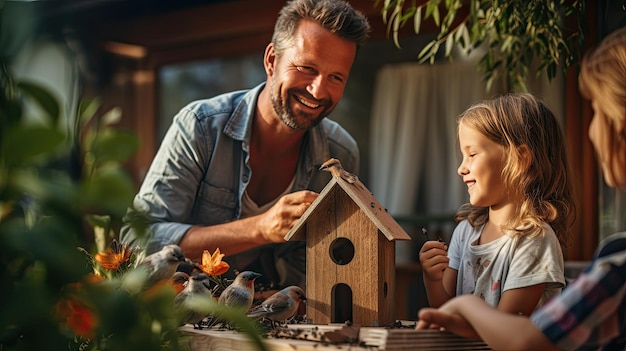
[448,220,566,309]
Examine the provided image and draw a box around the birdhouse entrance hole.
[329,237,354,265]
[331,283,353,323]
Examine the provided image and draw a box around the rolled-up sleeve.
[120,106,211,254]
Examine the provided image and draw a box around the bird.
[136,244,186,289]
[247,286,306,328]
[218,271,262,311]
[169,271,190,295]
[319,158,358,184]
[174,272,213,328]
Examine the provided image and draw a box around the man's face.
[266,20,357,131]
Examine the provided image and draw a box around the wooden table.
[181,323,492,351]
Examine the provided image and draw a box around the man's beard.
[271,84,328,131]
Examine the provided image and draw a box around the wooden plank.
[182,324,492,351]
[305,187,337,325]
[181,324,371,351]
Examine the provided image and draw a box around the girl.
[416,26,626,351]
[420,93,575,318]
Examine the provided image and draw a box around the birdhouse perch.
[285,159,411,327]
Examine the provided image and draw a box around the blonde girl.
[416,26,626,351]
[420,93,576,318]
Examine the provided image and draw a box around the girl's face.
[588,100,626,188]
[457,122,509,209]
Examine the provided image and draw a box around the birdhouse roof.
[285,176,411,242]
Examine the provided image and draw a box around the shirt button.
[242,175,249,183]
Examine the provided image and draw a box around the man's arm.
[180,190,318,260]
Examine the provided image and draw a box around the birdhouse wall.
[304,187,395,326]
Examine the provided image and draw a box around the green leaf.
[390,2,403,48]
[381,0,393,24]
[85,213,113,229]
[102,106,122,126]
[17,81,60,126]
[78,97,100,127]
[424,1,437,20]
[445,34,455,56]
[91,130,139,165]
[417,41,437,62]
[432,4,441,26]
[1,125,65,167]
[79,168,135,217]
[413,6,422,33]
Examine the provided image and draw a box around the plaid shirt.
[531,232,626,351]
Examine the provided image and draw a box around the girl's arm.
[420,241,457,307]
[417,295,559,351]
[497,283,545,316]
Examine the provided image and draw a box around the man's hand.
[257,190,318,243]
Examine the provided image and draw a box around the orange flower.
[56,297,98,338]
[198,248,230,276]
[94,240,133,271]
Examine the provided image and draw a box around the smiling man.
[120,0,370,292]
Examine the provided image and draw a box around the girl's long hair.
[455,93,576,252]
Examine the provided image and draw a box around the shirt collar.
[224,82,331,171]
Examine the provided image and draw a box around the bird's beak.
[319,164,328,171]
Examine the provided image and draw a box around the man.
[120,0,371,291]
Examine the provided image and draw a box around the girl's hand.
[419,240,449,281]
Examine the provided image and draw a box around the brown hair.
[272,0,370,55]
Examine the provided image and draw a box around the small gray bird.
[319,158,358,184]
[169,271,190,295]
[174,272,213,329]
[136,244,186,288]
[247,286,306,327]
[218,271,262,311]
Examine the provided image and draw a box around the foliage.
[377,0,586,92]
[0,59,267,350]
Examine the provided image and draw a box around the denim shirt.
[120,83,359,254]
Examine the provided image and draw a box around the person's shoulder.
[319,118,356,144]
[516,222,561,248]
[456,219,472,229]
[538,221,560,242]
[182,88,251,116]
[178,84,263,123]
[596,232,626,259]
[452,219,475,237]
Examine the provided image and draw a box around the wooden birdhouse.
[285,160,411,327]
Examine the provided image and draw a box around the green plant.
[378,0,586,91]
[0,59,267,350]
